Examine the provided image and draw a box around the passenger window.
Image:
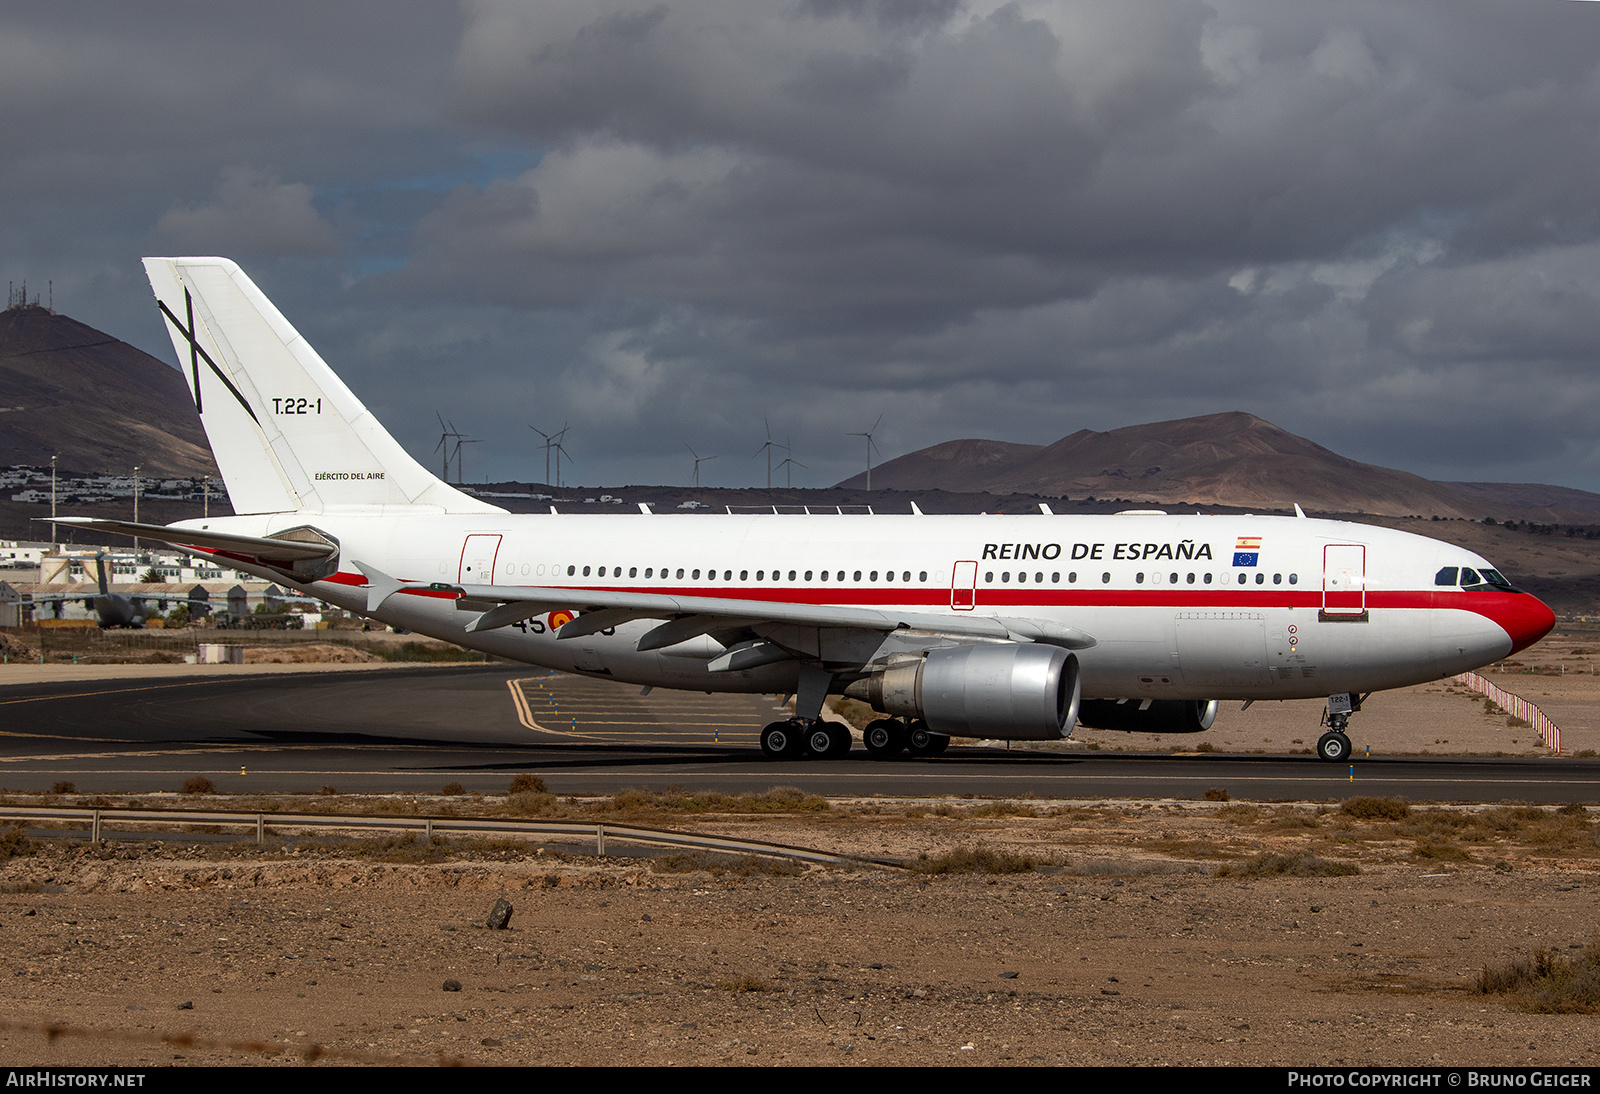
[1186,573,1195,584]
[1135,572,1145,584]
[1101,572,1111,584]
[1255,573,1265,584]
[1002,572,1011,583]
[919,571,927,582]
[1203,573,1212,584]
[837,571,845,581]
[1435,567,1459,586]
[629,567,637,578]
[692,569,701,579]
[853,570,862,582]
[1237,573,1246,584]
[1289,573,1297,585]
[985,571,994,583]
[583,565,591,577]
[904,571,912,582]
[676,568,684,579]
[870,571,878,581]
[1272,573,1281,584]
[1052,572,1061,583]
[740,570,748,581]
[567,565,575,577]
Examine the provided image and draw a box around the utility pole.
[132,465,140,554]
[203,474,210,519]
[50,455,57,550]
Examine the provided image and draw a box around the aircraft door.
[459,534,503,585]
[1322,544,1367,619]
[951,560,978,610]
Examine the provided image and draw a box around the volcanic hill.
[0,301,216,477]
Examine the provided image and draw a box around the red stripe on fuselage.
[316,571,1553,647]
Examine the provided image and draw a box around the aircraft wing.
[357,562,1096,652]
[43,518,338,565]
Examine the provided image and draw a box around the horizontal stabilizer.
[44,517,337,563]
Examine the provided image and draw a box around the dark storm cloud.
[5,1,1600,490]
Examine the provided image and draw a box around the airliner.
[53,258,1555,763]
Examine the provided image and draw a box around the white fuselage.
[181,509,1549,703]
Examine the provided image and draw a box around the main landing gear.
[1316,692,1364,762]
[757,718,951,760]
[760,719,851,760]
[864,718,949,760]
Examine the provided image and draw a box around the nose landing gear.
[1316,692,1364,762]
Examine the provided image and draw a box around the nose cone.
[1486,593,1556,656]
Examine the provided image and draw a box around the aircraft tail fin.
[142,257,503,516]
[94,551,109,596]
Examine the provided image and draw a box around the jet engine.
[846,643,1081,740]
[1076,698,1218,734]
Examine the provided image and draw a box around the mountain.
[0,302,216,477]
[838,411,1600,522]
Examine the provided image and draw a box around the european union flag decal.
[1233,551,1259,567]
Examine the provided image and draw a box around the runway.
[0,664,1596,802]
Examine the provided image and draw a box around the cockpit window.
[1478,568,1518,592]
[1458,566,1519,593]
[1435,567,1458,586]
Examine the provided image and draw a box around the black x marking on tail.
[156,288,260,425]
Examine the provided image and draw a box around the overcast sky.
[5,0,1600,492]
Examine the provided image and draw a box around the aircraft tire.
[761,720,804,760]
[864,718,906,760]
[825,723,853,758]
[805,721,848,758]
[1316,731,1351,763]
[906,720,947,757]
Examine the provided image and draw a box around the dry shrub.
[649,852,804,877]
[1341,796,1411,821]
[0,822,33,859]
[1478,943,1600,1013]
[508,774,547,795]
[1216,851,1360,877]
[599,785,829,817]
[718,974,772,993]
[911,846,1035,875]
[1412,839,1472,862]
[440,782,466,796]
[1202,787,1230,802]
[50,781,75,795]
[180,777,215,795]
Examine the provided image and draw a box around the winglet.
[1294,503,1307,519]
[910,502,924,516]
[354,560,405,613]
[1039,503,1054,515]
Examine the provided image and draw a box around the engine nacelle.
[1076,698,1218,734]
[848,644,1081,740]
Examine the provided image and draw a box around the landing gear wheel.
[826,723,853,758]
[864,718,907,759]
[805,721,851,758]
[1316,731,1352,763]
[906,720,949,757]
[761,720,805,760]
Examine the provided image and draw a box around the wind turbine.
[754,418,780,489]
[686,443,718,487]
[848,414,883,491]
[434,413,463,480]
[776,437,805,488]
[530,425,556,485]
[551,424,572,488]
[454,436,481,484]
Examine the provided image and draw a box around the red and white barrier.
[1452,672,1561,754]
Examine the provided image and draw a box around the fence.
[1452,671,1561,753]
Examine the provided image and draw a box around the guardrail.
[0,805,901,869]
[1453,671,1561,753]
